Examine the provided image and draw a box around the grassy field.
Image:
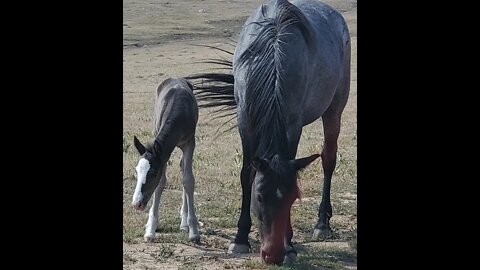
[123,0,357,269]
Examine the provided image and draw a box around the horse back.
[293,0,351,124]
[154,78,198,144]
[233,0,350,126]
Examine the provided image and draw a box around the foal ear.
[133,136,146,155]
[251,156,269,171]
[292,154,320,171]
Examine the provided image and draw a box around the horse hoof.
[180,225,189,232]
[189,234,200,244]
[312,227,333,241]
[228,243,250,254]
[144,233,156,242]
[283,252,297,265]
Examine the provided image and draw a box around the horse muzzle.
[261,248,285,265]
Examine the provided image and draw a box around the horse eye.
[257,194,263,203]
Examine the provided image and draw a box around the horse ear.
[252,156,268,171]
[292,154,320,171]
[133,136,146,155]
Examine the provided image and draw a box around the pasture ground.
[123,1,357,269]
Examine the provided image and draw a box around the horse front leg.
[180,140,200,243]
[283,213,298,264]
[313,114,341,240]
[228,145,252,253]
[144,167,167,242]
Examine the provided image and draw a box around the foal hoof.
[312,227,334,241]
[144,233,156,242]
[283,251,297,265]
[189,234,200,244]
[228,243,250,254]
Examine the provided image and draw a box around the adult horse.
[190,0,350,264]
[132,78,200,243]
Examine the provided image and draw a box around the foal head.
[251,153,319,264]
[131,136,165,211]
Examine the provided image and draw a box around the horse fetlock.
[144,218,158,241]
[187,214,198,226]
[312,227,333,240]
[228,243,250,254]
[188,218,200,235]
[188,226,200,243]
[180,223,189,232]
[180,212,188,231]
[144,231,156,242]
[312,219,333,241]
[283,249,298,265]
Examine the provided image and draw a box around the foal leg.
[180,140,200,243]
[228,140,252,253]
[179,159,189,232]
[313,113,341,240]
[144,167,167,241]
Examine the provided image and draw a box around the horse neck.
[154,123,178,158]
[253,124,291,159]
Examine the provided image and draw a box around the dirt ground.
[123,0,357,269]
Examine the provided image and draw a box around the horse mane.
[237,0,313,158]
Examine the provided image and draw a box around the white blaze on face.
[132,158,150,205]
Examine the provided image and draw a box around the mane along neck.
[238,1,313,158]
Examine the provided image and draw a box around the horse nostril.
[263,255,281,265]
[261,251,275,264]
[261,247,285,265]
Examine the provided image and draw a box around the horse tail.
[185,44,236,119]
[186,70,235,108]
[185,69,236,135]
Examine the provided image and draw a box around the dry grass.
[123,0,356,269]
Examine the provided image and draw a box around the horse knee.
[321,147,337,174]
[182,173,195,192]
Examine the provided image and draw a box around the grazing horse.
[132,77,200,243]
[189,0,350,265]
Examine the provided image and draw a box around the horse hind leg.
[179,158,189,232]
[144,167,167,242]
[180,139,200,243]
[313,111,342,241]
